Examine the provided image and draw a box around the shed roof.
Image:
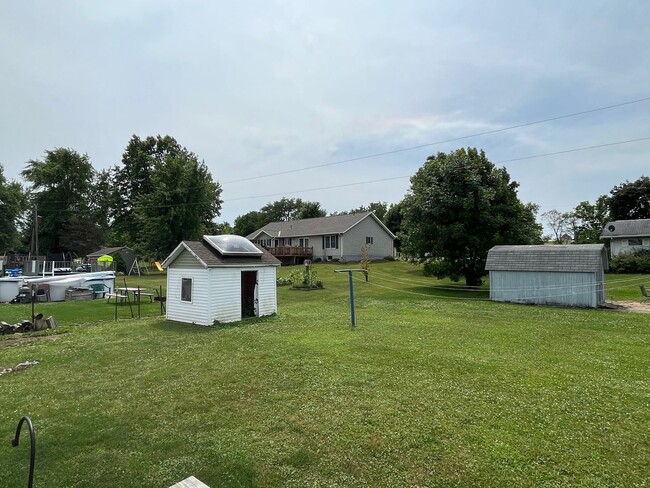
[246,211,396,240]
[600,219,650,239]
[485,244,608,272]
[162,239,281,269]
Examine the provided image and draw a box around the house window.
[366,236,374,245]
[299,238,309,248]
[628,238,643,246]
[324,235,338,249]
[181,278,192,302]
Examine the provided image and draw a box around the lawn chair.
[640,284,650,303]
[89,283,110,299]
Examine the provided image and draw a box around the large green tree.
[573,195,609,243]
[134,148,222,258]
[0,164,28,251]
[110,135,183,246]
[234,210,268,237]
[21,148,100,254]
[401,148,542,286]
[609,176,650,220]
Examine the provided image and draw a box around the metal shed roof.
[485,244,608,273]
[600,219,650,239]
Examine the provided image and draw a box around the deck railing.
[267,246,313,257]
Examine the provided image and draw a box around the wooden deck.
[267,246,313,265]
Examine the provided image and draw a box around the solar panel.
[203,235,263,256]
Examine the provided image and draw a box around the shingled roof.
[246,211,395,240]
[163,240,281,268]
[600,219,650,239]
[485,244,608,273]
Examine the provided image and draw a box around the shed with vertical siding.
[485,244,608,308]
[162,235,281,325]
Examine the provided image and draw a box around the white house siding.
[611,238,650,257]
[166,267,213,325]
[341,216,393,260]
[489,271,599,308]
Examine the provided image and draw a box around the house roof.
[87,246,132,258]
[600,219,650,239]
[246,211,396,240]
[162,239,281,268]
[485,244,608,273]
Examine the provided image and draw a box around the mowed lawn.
[1,261,649,487]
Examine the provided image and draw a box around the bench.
[106,293,128,303]
[133,291,155,302]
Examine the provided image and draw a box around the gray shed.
[485,244,608,308]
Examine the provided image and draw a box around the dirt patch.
[0,333,64,348]
[606,301,650,313]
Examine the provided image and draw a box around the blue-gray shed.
[485,244,608,308]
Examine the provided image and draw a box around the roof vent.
[608,225,616,232]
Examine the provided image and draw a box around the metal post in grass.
[12,415,36,488]
[334,269,368,328]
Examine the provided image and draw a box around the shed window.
[181,278,193,302]
[366,236,374,245]
[628,238,643,246]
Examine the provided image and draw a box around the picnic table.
[116,287,154,303]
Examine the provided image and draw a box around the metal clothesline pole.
[334,269,368,328]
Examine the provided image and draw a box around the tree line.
[2,137,648,285]
[0,135,222,259]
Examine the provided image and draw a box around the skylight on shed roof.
[203,235,263,256]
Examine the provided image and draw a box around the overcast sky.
[1,1,649,225]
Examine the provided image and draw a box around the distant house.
[485,244,608,308]
[246,211,396,264]
[162,235,281,325]
[600,219,650,257]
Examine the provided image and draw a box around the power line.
[223,96,650,185]
[222,134,650,202]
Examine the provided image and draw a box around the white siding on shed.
[256,267,277,316]
[167,267,212,325]
[208,268,244,324]
[489,271,600,308]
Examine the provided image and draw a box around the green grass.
[1,262,649,487]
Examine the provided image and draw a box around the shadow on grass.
[405,285,489,299]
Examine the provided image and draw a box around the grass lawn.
[1,262,649,487]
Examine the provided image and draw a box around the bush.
[276,277,292,286]
[610,249,650,273]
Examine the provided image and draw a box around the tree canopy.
[21,148,100,254]
[234,198,326,236]
[401,148,542,286]
[0,164,27,251]
[609,176,650,220]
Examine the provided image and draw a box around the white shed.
[485,244,608,308]
[162,235,281,325]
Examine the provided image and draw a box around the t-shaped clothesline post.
[334,269,368,327]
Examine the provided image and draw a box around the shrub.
[276,277,292,286]
[289,266,323,290]
[610,249,650,274]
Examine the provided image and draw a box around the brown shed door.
[241,271,258,318]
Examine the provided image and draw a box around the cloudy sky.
[1,1,649,225]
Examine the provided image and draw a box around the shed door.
[241,271,258,319]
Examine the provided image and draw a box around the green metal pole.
[348,271,355,328]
